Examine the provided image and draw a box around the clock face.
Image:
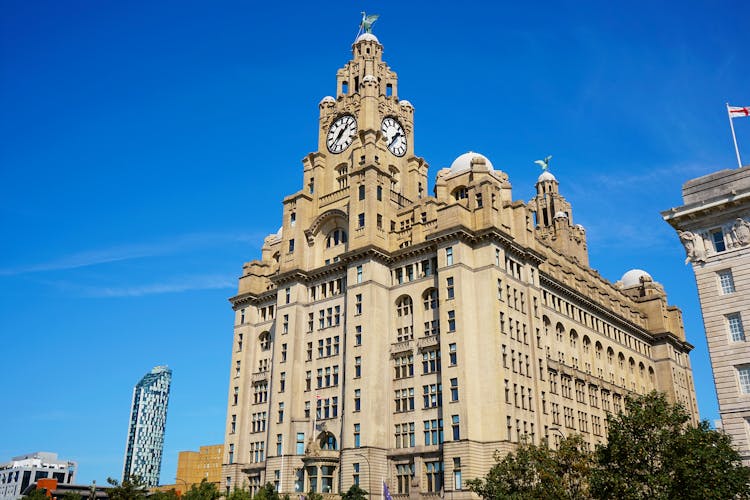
[326,115,358,154]
[381,117,407,157]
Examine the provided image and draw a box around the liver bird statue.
[534,155,552,171]
[360,12,379,34]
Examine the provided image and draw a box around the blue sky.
[1,0,748,486]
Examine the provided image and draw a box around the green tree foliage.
[305,491,323,500]
[150,490,179,500]
[341,484,368,500]
[591,391,750,500]
[251,483,278,500]
[182,480,221,500]
[466,434,594,499]
[61,492,83,500]
[469,392,750,500]
[224,486,251,500]
[22,488,51,500]
[106,477,147,500]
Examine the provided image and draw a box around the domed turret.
[449,151,494,174]
[620,269,653,288]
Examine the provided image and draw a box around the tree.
[591,391,750,500]
[150,490,179,500]
[22,488,51,500]
[305,491,323,500]
[182,480,221,500]
[106,477,147,500]
[61,492,83,500]
[251,483,278,500]
[341,484,368,500]
[466,434,594,499]
[224,486,251,500]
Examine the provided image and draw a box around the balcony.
[390,339,414,355]
[417,335,439,350]
[251,371,268,383]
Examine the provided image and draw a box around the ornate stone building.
[663,165,750,465]
[223,31,698,498]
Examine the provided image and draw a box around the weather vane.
[358,12,379,36]
[534,155,552,171]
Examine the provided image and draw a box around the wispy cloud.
[0,231,263,276]
[53,274,236,298]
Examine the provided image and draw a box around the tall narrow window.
[358,213,365,228]
[446,277,455,299]
[359,185,365,200]
[719,270,736,294]
[446,247,453,266]
[739,367,750,394]
[452,415,460,440]
[296,433,305,454]
[357,265,363,283]
[728,313,746,342]
[289,239,295,252]
[712,229,726,252]
[354,423,361,447]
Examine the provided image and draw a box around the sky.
[1,0,749,486]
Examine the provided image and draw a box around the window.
[259,332,270,351]
[285,288,291,304]
[281,343,287,362]
[395,422,416,448]
[228,443,234,464]
[425,461,443,493]
[276,434,283,455]
[357,265,363,283]
[453,187,468,200]
[719,270,736,294]
[326,229,348,247]
[354,424,361,447]
[395,354,414,379]
[359,184,365,200]
[282,315,289,334]
[729,313,745,342]
[449,343,457,365]
[353,463,360,486]
[280,372,286,392]
[240,308,246,324]
[354,389,361,411]
[396,463,413,494]
[289,239,295,252]
[355,356,362,377]
[377,185,383,200]
[355,325,362,346]
[423,288,438,310]
[446,277,454,299]
[447,310,456,332]
[355,294,362,315]
[396,296,413,316]
[452,415,460,440]
[423,419,444,445]
[296,433,305,455]
[395,388,415,412]
[230,414,236,434]
[422,349,441,374]
[446,247,453,265]
[423,383,442,408]
[450,378,459,401]
[250,441,265,463]
[358,212,365,228]
[278,402,284,423]
[233,386,239,405]
[290,212,296,226]
[712,229,726,252]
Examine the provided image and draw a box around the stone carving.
[678,230,706,264]
[732,218,750,246]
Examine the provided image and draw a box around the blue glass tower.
[122,366,172,487]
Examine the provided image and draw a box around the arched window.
[543,316,551,336]
[423,288,438,310]
[629,357,635,374]
[582,335,591,353]
[570,330,578,348]
[320,432,337,450]
[607,347,614,365]
[326,229,348,248]
[618,353,625,369]
[595,341,603,359]
[259,331,271,351]
[556,322,565,341]
[452,186,468,200]
[396,296,413,317]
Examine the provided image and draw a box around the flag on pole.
[728,105,750,118]
[382,481,393,500]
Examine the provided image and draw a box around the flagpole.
[728,103,743,168]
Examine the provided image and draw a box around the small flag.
[728,105,750,118]
[383,481,393,500]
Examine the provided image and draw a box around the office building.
[123,365,172,487]
[0,452,76,500]
[223,30,699,498]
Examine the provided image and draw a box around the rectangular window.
[357,265,363,283]
[423,383,442,408]
[278,402,284,423]
[452,415,460,440]
[719,270,736,294]
[729,313,745,342]
[359,185,365,200]
[280,372,286,392]
[354,423,361,448]
[425,461,443,493]
[447,310,456,332]
[276,434,282,455]
[358,213,365,228]
[423,419,444,445]
[355,356,362,377]
[355,294,362,315]
[712,229,726,252]
[449,343,457,365]
[355,325,362,346]
[354,389,361,411]
[446,277,454,299]
[446,247,453,266]
[289,239,295,252]
[282,315,289,334]
[296,433,305,455]
[285,287,291,304]
[453,458,462,490]
[450,378,459,401]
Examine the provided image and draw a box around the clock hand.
[388,132,402,148]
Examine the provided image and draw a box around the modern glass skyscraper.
[123,365,172,487]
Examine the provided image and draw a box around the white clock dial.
[381,117,407,157]
[326,115,358,154]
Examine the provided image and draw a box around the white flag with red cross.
[728,105,750,118]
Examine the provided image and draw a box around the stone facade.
[223,33,698,498]
[663,165,750,465]
[175,445,224,490]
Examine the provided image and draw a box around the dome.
[319,96,335,105]
[355,33,380,43]
[538,171,557,182]
[399,100,413,108]
[620,269,653,287]
[362,74,377,83]
[449,151,494,174]
[554,211,568,219]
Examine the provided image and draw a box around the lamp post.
[175,478,189,496]
[548,426,565,449]
[353,452,371,500]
